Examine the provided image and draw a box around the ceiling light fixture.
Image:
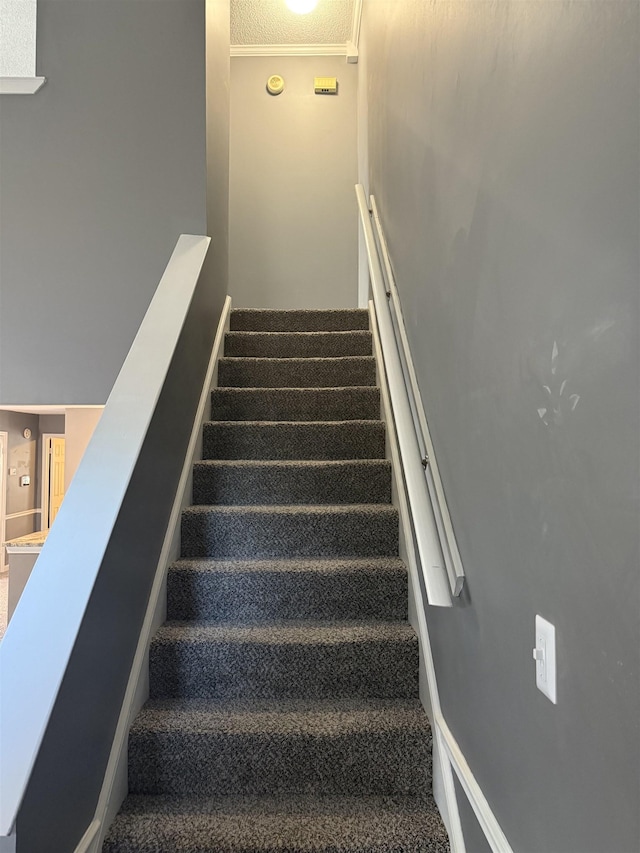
[285,0,319,13]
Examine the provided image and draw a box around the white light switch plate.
[533,614,557,703]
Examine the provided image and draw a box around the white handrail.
[0,234,210,837]
[369,196,465,597]
[356,184,452,607]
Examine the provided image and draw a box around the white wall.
[229,55,358,309]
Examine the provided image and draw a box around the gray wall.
[361,2,639,851]
[0,0,208,405]
[38,414,65,435]
[0,411,41,543]
[229,55,358,309]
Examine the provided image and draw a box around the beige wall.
[229,55,358,309]
[64,408,103,492]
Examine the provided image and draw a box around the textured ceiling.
[231,0,355,46]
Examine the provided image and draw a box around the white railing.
[0,234,210,839]
[356,184,465,603]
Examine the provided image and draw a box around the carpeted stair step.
[181,504,399,560]
[167,557,408,622]
[103,793,449,853]
[224,330,373,358]
[128,698,432,798]
[203,420,385,461]
[210,386,380,422]
[149,620,419,701]
[192,460,391,505]
[218,357,376,388]
[230,309,370,332]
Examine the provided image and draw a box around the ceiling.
[230,0,357,46]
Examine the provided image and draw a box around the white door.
[48,437,66,525]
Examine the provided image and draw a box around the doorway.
[41,434,66,530]
[0,431,7,571]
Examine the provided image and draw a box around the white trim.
[4,546,41,555]
[438,716,513,853]
[369,302,465,852]
[73,819,100,853]
[231,43,346,57]
[351,0,363,48]
[4,509,41,521]
[90,296,232,853]
[0,77,46,94]
[345,40,358,64]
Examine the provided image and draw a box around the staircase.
[104,309,449,852]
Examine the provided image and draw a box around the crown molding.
[231,43,346,57]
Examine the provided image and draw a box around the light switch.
[314,77,338,94]
[533,615,557,704]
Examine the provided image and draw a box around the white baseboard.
[437,716,513,853]
[82,296,232,853]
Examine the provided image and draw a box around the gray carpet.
[104,309,449,853]
[210,387,381,421]
[224,331,373,358]
[203,420,386,460]
[192,460,392,505]
[218,356,377,388]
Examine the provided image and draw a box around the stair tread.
[229,309,370,332]
[104,793,448,853]
[226,330,372,338]
[194,459,390,469]
[205,418,383,431]
[224,330,373,358]
[219,356,375,362]
[203,420,386,461]
[153,620,416,644]
[132,697,429,735]
[170,556,406,574]
[212,385,378,390]
[210,386,381,422]
[183,503,397,515]
[218,357,377,388]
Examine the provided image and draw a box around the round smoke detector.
[267,75,285,96]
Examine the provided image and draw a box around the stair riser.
[210,388,381,422]
[181,508,399,560]
[167,567,408,622]
[203,422,385,461]
[230,310,370,332]
[192,461,391,505]
[224,331,373,358]
[218,358,376,388]
[128,730,431,797]
[104,797,449,853]
[149,637,419,701]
